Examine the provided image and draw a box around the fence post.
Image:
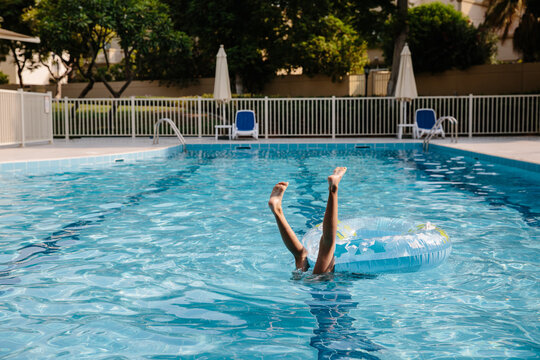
[63,96,70,140]
[197,96,202,138]
[264,96,269,139]
[18,89,25,147]
[331,96,336,139]
[47,91,53,144]
[131,96,136,138]
[468,93,473,138]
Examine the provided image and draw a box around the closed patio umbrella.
[394,44,417,128]
[214,45,231,125]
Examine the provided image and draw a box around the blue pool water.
[1,147,539,359]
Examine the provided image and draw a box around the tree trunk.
[16,66,24,88]
[387,0,409,97]
[55,81,62,99]
[77,79,95,98]
[10,44,25,88]
[235,73,244,95]
[71,79,95,119]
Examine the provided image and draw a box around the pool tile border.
[2,142,538,175]
[186,142,422,151]
[0,145,183,175]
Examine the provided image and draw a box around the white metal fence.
[0,89,53,146]
[51,94,540,139]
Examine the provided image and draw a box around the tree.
[164,0,284,94]
[288,14,367,79]
[0,0,38,87]
[482,0,540,62]
[96,0,192,98]
[278,0,370,79]
[27,0,192,98]
[383,3,495,74]
[332,0,395,49]
[385,0,407,96]
[165,0,378,93]
[26,0,115,98]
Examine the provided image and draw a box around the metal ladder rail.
[423,116,458,151]
[153,118,186,151]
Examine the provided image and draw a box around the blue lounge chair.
[232,110,258,139]
[414,109,445,139]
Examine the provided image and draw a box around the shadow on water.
[303,274,383,359]
[290,157,327,235]
[0,156,213,285]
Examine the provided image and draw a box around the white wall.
[0,53,67,85]
[0,57,16,81]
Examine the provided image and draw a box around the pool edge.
[429,143,540,173]
[0,144,184,175]
[2,142,539,175]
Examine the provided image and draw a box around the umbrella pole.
[222,103,225,125]
[403,101,408,124]
[400,101,405,125]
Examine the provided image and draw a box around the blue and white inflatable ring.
[302,217,451,274]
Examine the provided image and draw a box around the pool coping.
[1,140,539,175]
[0,144,183,174]
[429,144,540,173]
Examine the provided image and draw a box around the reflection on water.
[305,276,382,359]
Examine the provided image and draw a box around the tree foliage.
[291,15,367,79]
[383,3,496,73]
[331,0,395,47]
[163,0,284,93]
[8,0,392,94]
[279,0,370,79]
[26,0,192,98]
[483,0,540,62]
[95,0,193,97]
[0,71,8,84]
[0,0,38,87]
[27,0,116,97]
[163,0,386,93]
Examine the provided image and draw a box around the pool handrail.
[153,118,186,151]
[423,116,458,151]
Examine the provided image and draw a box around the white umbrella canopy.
[394,44,417,126]
[394,44,417,101]
[0,28,40,43]
[213,45,231,104]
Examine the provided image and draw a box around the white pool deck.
[1,136,539,165]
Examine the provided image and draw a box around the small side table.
[397,124,417,139]
[215,125,233,140]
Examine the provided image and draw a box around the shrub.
[0,71,9,84]
[384,2,496,73]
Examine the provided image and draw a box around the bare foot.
[268,182,289,214]
[328,167,347,192]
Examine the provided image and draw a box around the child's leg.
[312,167,347,274]
[268,182,308,271]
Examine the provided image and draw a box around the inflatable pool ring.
[301,217,451,274]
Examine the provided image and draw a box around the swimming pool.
[1,146,539,358]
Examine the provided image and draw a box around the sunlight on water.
[0,148,539,359]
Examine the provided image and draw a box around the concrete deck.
[430,136,540,165]
[1,136,539,165]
